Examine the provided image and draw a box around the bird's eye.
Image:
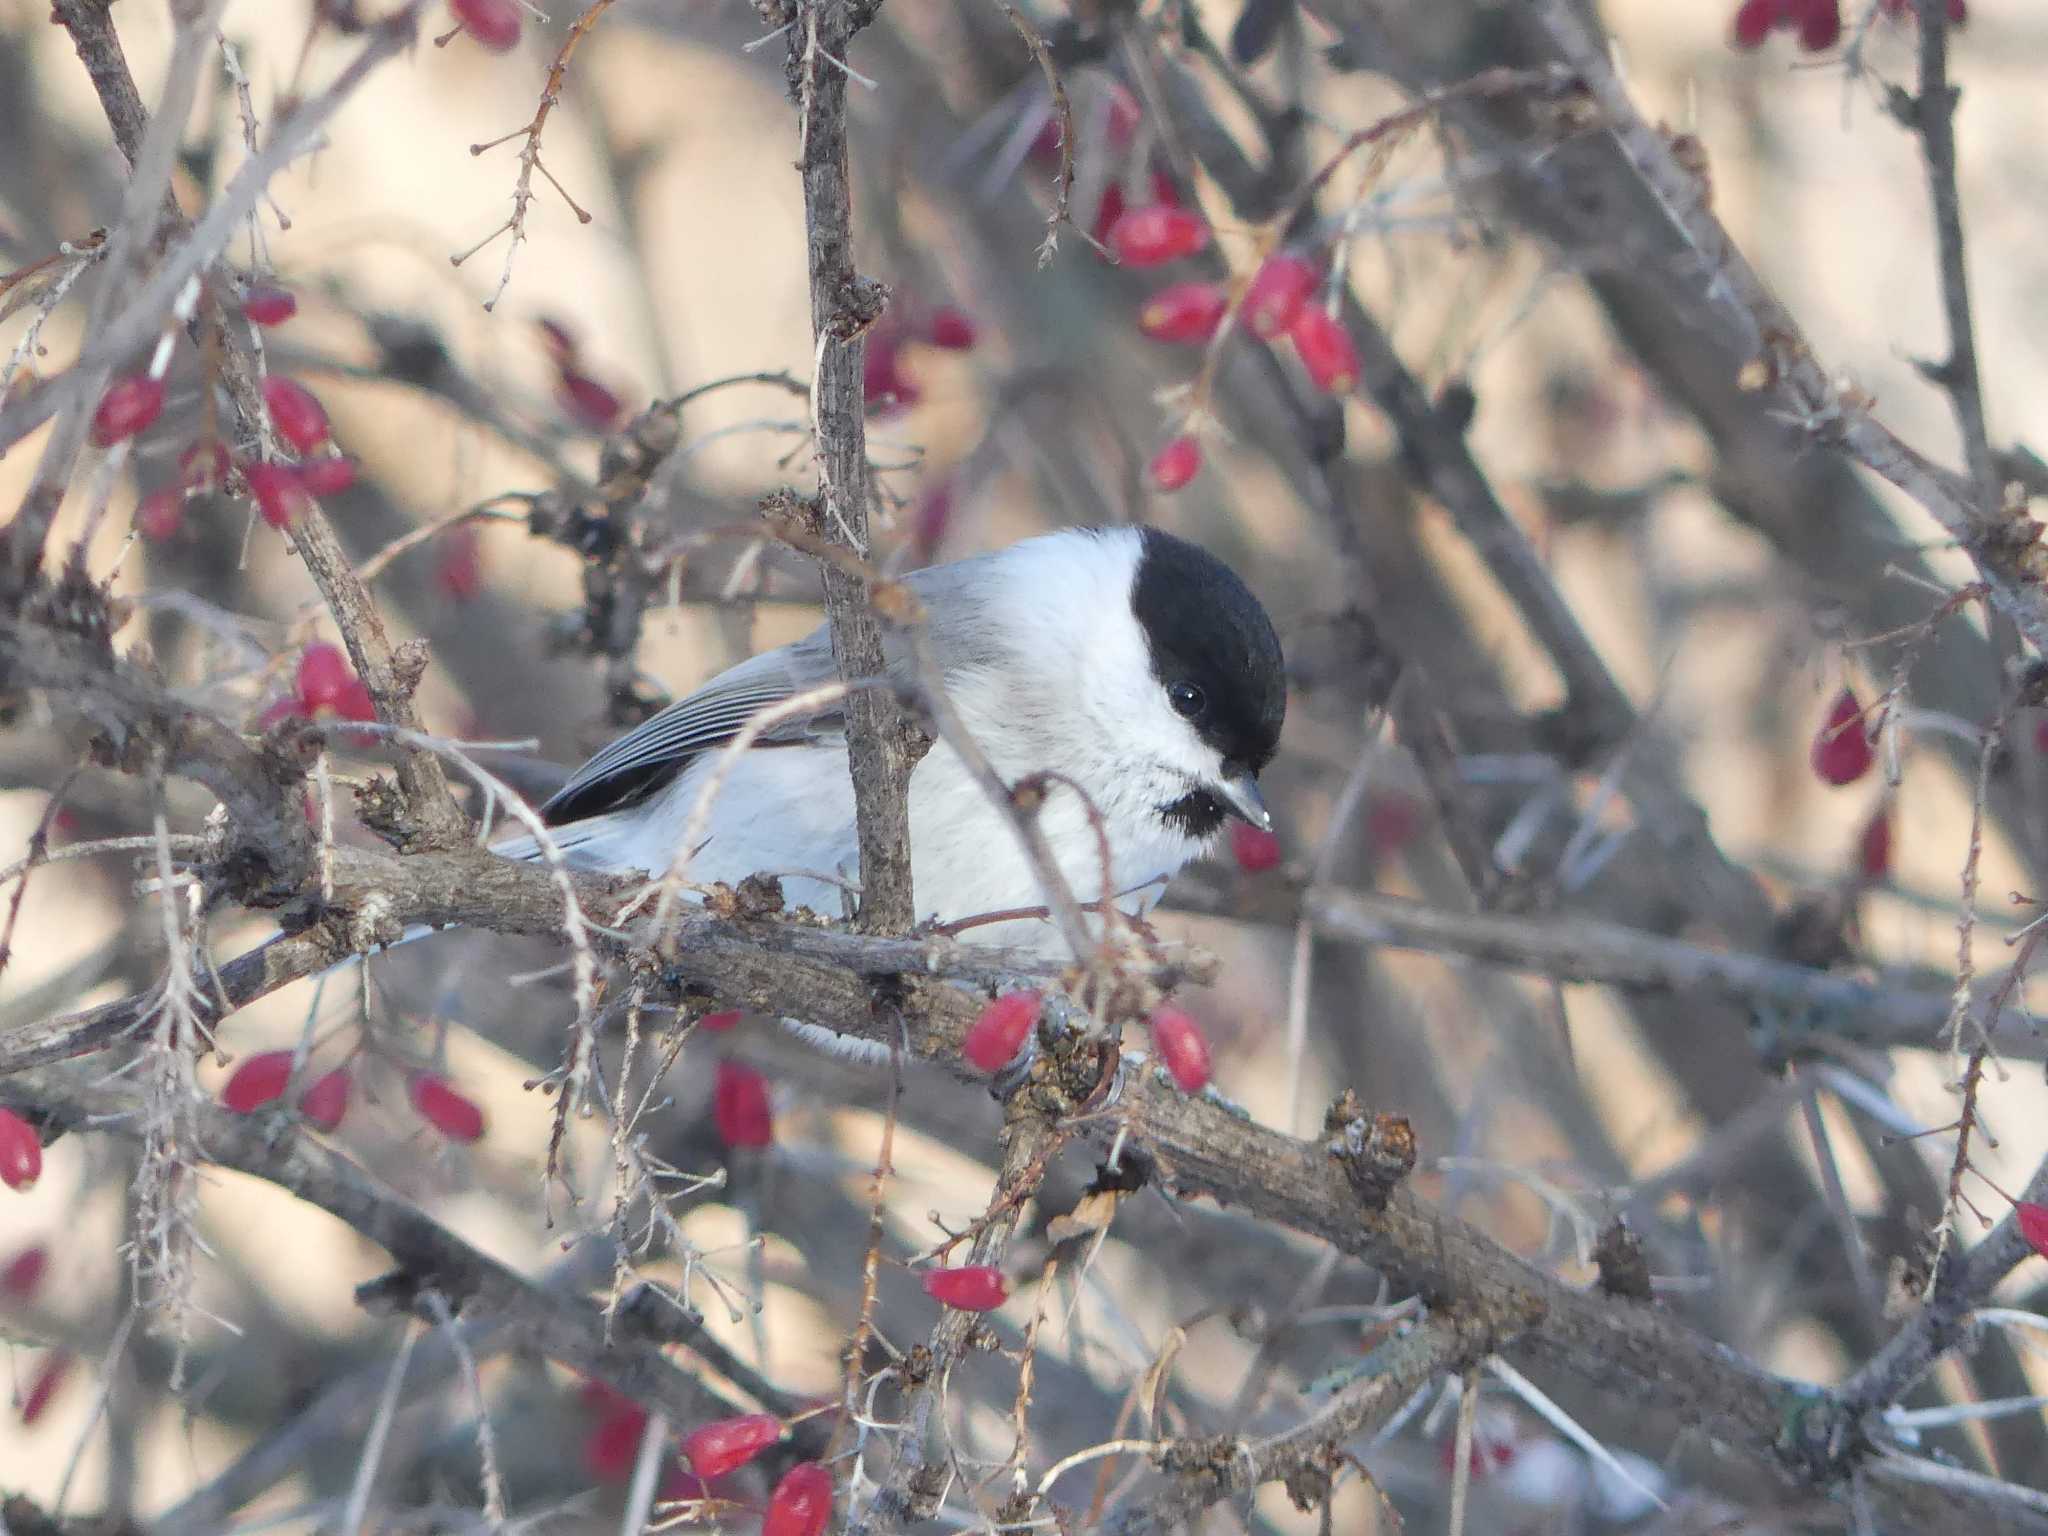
[1168,681,1206,719]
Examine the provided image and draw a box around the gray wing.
[538,550,1015,827]
[540,632,840,826]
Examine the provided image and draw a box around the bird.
[499,523,1286,955]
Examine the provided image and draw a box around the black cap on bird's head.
[1130,527,1287,838]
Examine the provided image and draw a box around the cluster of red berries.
[577,1389,830,1529]
[536,318,627,434]
[109,283,357,543]
[2,1114,66,1427]
[1732,0,1964,51]
[862,304,979,418]
[218,1048,487,1143]
[959,990,1214,1093]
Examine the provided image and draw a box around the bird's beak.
[1217,774,1271,832]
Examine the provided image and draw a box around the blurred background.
[4,0,2048,1529]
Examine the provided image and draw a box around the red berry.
[763,1462,835,1536]
[862,339,920,416]
[1,1245,48,1302]
[241,284,298,326]
[557,370,623,432]
[297,455,357,496]
[681,1412,783,1479]
[410,1074,486,1143]
[1106,204,1210,267]
[584,1402,649,1481]
[1732,0,1781,47]
[1858,809,1891,882]
[1288,306,1360,394]
[1797,0,1841,49]
[2019,1201,2048,1260]
[1811,688,1874,787]
[135,488,184,542]
[1243,252,1319,339]
[91,374,165,447]
[244,460,310,528]
[435,524,484,602]
[921,1264,1008,1311]
[698,1010,743,1033]
[962,990,1041,1074]
[536,316,580,363]
[330,679,377,725]
[222,1050,295,1113]
[1090,181,1127,247]
[0,1109,41,1192]
[20,1353,68,1425]
[178,439,230,490]
[1148,435,1202,492]
[925,307,978,351]
[262,375,331,452]
[1137,281,1229,345]
[712,1060,773,1150]
[1148,1006,1212,1093]
[1231,823,1281,873]
[299,1068,352,1132]
[297,643,355,712]
[451,0,521,51]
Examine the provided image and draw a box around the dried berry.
[1105,204,1209,267]
[262,376,331,452]
[1288,306,1361,394]
[1243,252,1319,340]
[242,285,299,326]
[1811,688,1874,787]
[410,1073,486,1143]
[921,1264,1008,1312]
[451,0,521,51]
[1137,281,1229,345]
[1148,435,1202,492]
[91,375,165,447]
[1148,1006,1212,1094]
[1230,823,1282,873]
[961,990,1041,1074]
[681,1412,784,1479]
[0,1109,41,1192]
[222,1050,295,1113]
[299,1068,352,1132]
[713,1059,773,1150]
[763,1462,835,1536]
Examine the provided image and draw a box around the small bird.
[507,524,1286,951]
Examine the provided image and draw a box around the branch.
[1168,880,2033,1057]
[1909,0,1995,510]
[1522,0,2048,658]
[0,1071,754,1435]
[786,0,921,934]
